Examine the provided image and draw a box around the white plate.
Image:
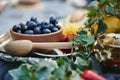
[34,49,71,58]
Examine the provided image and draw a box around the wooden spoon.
[4,40,72,56]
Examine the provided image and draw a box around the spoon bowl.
[4,40,72,56]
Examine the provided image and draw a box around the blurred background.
[0,0,93,35]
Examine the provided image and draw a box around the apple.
[61,34,76,42]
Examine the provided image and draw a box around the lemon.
[93,16,120,34]
[104,16,120,33]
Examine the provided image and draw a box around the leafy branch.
[73,0,119,71]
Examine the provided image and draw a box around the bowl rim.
[97,34,120,48]
[10,26,63,37]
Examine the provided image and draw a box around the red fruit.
[81,70,107,80]
[61,34,76,42]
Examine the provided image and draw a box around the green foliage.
[75,57,93,70]
[105,6,115,15]
[35,60,58,80]
[96,20,107,35]
[51,63,80,80]
[87,0,120,35]
[9,58,86,80]
[9,64,37,80]
[88,1,99,10]
[76,31,95,46]
[88,9,98,17]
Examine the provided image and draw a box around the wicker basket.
[96,34,120,73]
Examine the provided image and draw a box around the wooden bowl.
[19,0,40,5]
[10,27,63,42]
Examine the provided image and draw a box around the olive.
[113,39,120,45]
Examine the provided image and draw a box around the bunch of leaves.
[71,0,119,73]
[88,0,120,18]
[9,56,94,80]
[73,0,120,61]
[75,30,95,46]
[86,0,120,35]
[72,29,95,61]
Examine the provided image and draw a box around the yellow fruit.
[93,16,120,34]
[93,24,98,34]
[63,23,84,36]
[103,36,115,45]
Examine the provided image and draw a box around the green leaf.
[57,57,72,64]
[88,1,99,9]
[52,65,66,80]
[70,70,82,80]
[36,67,52,80]
[76,31,95,46]
[9,60,58,80]
[105,6,115,15]
[87,9,98,17]
[96,20,107,35]
[100,0,106,4]
[75,57,88,65]
[36,60,58,72]
[74,57,90,71]
[57,58,65,66]
[76,51,88,59]
[74,57,93,71]
[87,35,95,45]
[52,63,82,80]
[9,64,36,80]
[35,60,58,80]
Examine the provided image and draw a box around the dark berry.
[19,23,26,33]
[33,27,41,34]
[26,21,30,25]
[27,21,37,30]
[49,16,58,25]
[41,29,51,34]
[25,30,34,34]
[55,25,60,29]
[42,24,50,29]
[41,21,48,26]
[51,27,59,32]
[13,25,21,32]
[21,26,27,33]
[19,22,25,28]
[38,25,42,29]
[48,23,54,29]
[17,30,22,33]
[41,21,49,29]
[30,17,37,22]
[36,21,41,27]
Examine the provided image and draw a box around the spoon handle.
[32,42,72,50]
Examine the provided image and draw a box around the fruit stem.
[70,42,75,61]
